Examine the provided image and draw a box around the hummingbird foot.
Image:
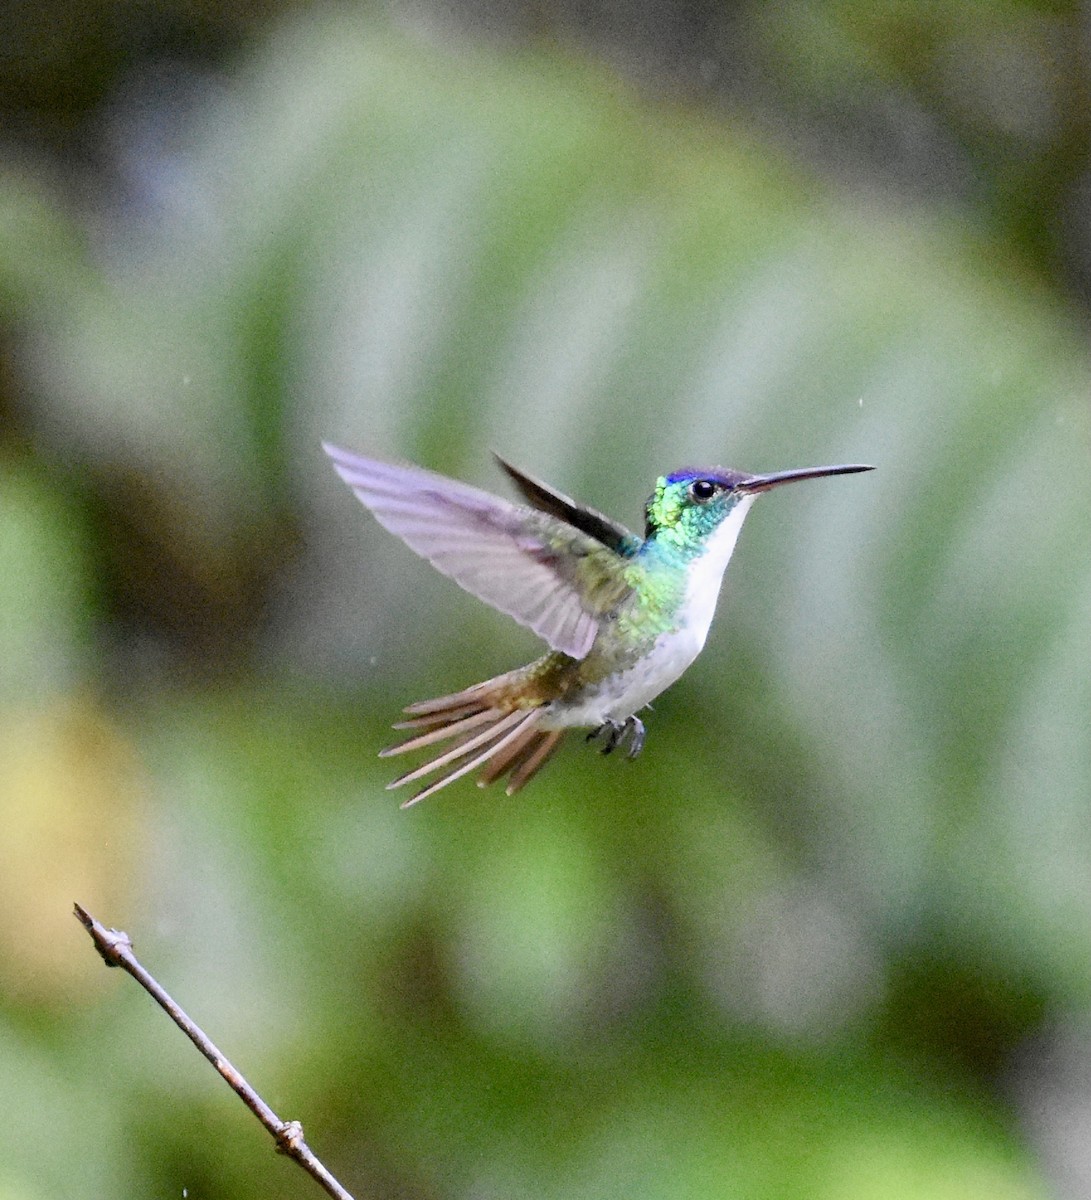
[586,721,619,754]
[586,715,645,758]
[625,715,646,758]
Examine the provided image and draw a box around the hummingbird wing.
[324,444,633,659]
[492,455,641,557]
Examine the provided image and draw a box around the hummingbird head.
[644,469,752,548]
[645,462,875,551]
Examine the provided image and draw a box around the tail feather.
[382,678,565,803]
[507,730,565,794]
[476,722,547,786]
[399,709,545,807]
[391,702,489,731]
[379,708,495,757]
[402,681,498,715]
[388,709,528,790]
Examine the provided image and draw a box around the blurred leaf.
[0,460,94,706]
[0,1022,131,1200]
[0,168,98,319]
[0,698,143,1004]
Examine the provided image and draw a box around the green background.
[1,4,1088,1198]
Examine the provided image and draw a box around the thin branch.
[73,902,356,1200]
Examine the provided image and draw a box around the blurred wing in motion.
[324,443,633,659]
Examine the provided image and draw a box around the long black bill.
[741,463,875,493]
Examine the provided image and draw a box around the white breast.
[674,493,755,652]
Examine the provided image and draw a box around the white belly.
[551,626,705,725]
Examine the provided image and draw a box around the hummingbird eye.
[689,479,720,503]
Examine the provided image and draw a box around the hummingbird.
[325,444,873,806]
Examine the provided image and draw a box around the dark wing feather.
[492,454,640,557]
[324,444,633,659]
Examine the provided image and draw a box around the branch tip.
[74,901,132,966]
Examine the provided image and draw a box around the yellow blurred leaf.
[0,697,145,1005]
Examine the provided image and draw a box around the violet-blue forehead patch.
[664,467,753,488]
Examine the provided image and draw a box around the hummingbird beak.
[739,463,875,493]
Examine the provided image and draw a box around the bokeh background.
[2,2,1089,1197]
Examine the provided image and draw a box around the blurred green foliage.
[1,7,1089,1200]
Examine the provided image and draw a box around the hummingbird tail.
[380,684,565,806]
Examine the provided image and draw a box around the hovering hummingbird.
[325,444,873,806]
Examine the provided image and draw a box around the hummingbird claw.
[587,717,645,758]
[587,721,621,754]
[625,716,646,759]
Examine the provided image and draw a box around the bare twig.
[74,903,356,1200]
